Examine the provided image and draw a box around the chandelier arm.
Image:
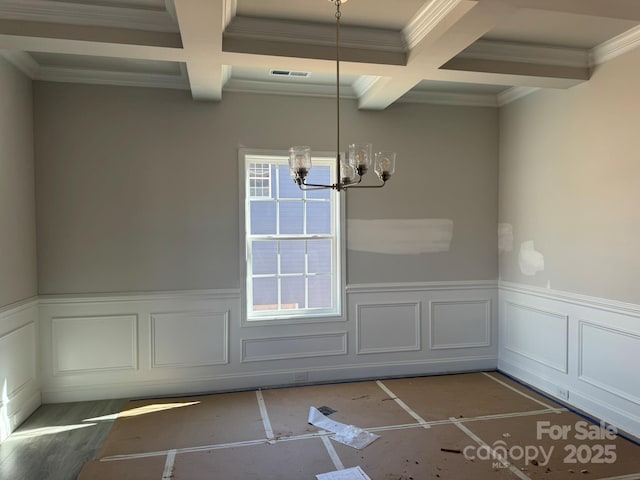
[299,180,339,190]
[343,180,387,189]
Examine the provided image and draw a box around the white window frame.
[239,148,346,325]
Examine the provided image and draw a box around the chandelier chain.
[335,0,341,186]
[287,0,396,191]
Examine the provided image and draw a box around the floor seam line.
[375,380,430,428]
[256,389,275,441]
[482,372,561,412]
[451,417,532,480]
[320,435,345,471]
[161,449,176,480]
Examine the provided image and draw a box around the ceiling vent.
[270,69,310,78]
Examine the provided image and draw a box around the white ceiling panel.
[236,0,426,29]
[484,9,639,49]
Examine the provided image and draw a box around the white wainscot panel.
[52,315,138,375]
[0,323,36,399]
[356,302,420,354]
[151,310,229,368]
[430,300,491,349]
[242,332,347,362]
[579,321,640,405]
[504,302,568,373]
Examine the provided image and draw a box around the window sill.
[242,311,346,327]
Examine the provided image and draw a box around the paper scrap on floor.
[316,466,372,480]
[308,406,379,449]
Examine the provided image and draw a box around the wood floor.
[2,373,640,480]
[0,398,126,480]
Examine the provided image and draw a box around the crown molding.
[224,77,357,99]
[0,0,179,32]
[403,0,464,50]
[224,15,405,53]
[590,24,640,67]
[496,86,539,106]
[398,89,498,107]
[459,39,589,68]
[0,50,39,77]
[36,66,188,90]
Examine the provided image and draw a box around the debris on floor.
[351,395,370,401]
[316,465,372,480]
[308,406,379,449]
[440,448,462,454]
[318,406,337,416]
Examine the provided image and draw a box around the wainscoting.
[499,281,640,439]
[37,281,498,404]
[0,298,40,441]
[9,281,640,442]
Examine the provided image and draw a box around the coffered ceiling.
[1,0,639,108]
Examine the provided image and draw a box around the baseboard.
[1,387,41,443]
[10,390,41,431]
[499,358,640,441]
[41,355,498,403]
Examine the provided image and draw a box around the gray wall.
[0,57,37,307]
[499,47,640,305]
[34,82,498,294]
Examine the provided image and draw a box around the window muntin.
[244,154,341,320]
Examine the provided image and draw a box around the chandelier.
[288,0,396,191]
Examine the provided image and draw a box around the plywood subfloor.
[77,372,640,480]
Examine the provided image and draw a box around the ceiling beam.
[0,33,183,62]
[359,0,516,110]
[173,0,226,101]
[425,66,585,88]
[0,19,183,60]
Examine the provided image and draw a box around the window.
[242,151,342,321]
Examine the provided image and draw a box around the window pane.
[253,277,277,311]
[252,241,277,275]
[308,239,332,274]
[306,202,331,234]
[278,165,303,199]
[281,276,305,310]
[308,275,332,308]
[279,201,304,234]
[280,240,305,274]
[306,166,331,199]
[250,201,276,234]
[248,163,271,198]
